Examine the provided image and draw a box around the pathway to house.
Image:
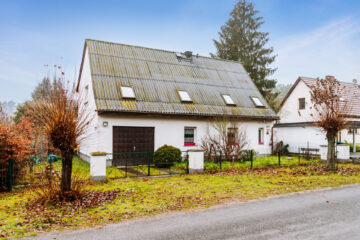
[29,185,360,240]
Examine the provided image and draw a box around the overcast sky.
[1,0,360,103]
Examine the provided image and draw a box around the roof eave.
[96,109,279,121]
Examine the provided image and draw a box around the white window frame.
[178,90,192,102]
[120,86,136,99]
[222,94,236,106]
[258,128,264,145]
[251,96,264,107]
[184,127,196,145]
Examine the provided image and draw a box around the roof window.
[178,90,192,103]
[120,86,135,99]
[251,97,264,108]
[222,94,236,106]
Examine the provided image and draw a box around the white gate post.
[90,153,107,181]
[188,149,204,173]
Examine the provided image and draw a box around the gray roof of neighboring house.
[79,39,278,120]
[280,77,360,118]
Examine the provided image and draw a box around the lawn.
[1,157,360,239]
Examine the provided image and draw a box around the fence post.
[250,150,253,168]
[186,151,189,174]
[298,148,300,165]
[125,156,128,178]
[8,159,13,192]
[147,152,151,176]
[219,151,222,170]
[278,149,281,166]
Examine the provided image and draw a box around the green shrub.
[344,141,360,152]
[153,145,181,168]
[204,162,220,173]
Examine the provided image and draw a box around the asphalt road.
[30,185,360,240]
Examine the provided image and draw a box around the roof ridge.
[299,76,357,85]
[85,38,243,65]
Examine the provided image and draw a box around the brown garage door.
[113,126,155,166]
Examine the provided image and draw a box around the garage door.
[113,126,155,166]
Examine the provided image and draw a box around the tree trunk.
[326,132,336,171]
[61,150,73,192]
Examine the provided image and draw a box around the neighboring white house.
[274,76,360,153]
[76,39,278,165]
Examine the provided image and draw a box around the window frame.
[120,86,136,99]
[227,128,238,145]
[184,127,196,146]
[250,96,265,108]
[178,90,193,103]
[258,128,264,145]
[298,98,305,110]
[348,128,358,134]
[222,94,236,106]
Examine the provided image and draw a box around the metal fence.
[0,159,15,192]
[107,151,189,179]
[203,149,320,172]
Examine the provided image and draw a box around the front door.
[112,126,155,166]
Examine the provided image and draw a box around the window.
[348,128,358,134]
[298,98,305,110]
[227,128,238,145]
[178,90,192,102]
[258,128,264,145]
[222,94,236,106]
[184,127,196,146]
[251,97,264,107]
[120,86,135,99]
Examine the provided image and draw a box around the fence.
[107,151,189,179]
[203,149,320,172]
[0,159,15,192]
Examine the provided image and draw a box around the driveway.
[30,185,360,240]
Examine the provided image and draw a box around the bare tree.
[310,76,348,170]
[201,117,248,163]
[29,75,91,193]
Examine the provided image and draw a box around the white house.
[76,39,278,165]
[274,76,360,153]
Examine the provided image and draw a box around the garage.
[112,126,155,166]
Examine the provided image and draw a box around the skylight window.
[222,95,236,106]
[251,97,264,107]
[120,86,135,99]
[178,90,192,102]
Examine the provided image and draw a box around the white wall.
[77,46,99,155]
[278,80,314,123]
[80,114,274,156]
[274,126,327,153]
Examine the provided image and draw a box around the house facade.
[77,39,278,163]
[274,76,360,153]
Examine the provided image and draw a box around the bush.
[153,145,181,168]
[344,141,360,152]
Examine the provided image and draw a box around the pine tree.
[212,0,278,104]
[31,77,51,100]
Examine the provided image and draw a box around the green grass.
[1,158,360,239]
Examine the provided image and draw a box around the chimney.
[184,51,193,58]
[325,75,336,81]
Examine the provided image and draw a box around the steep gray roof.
[80,39,278,120]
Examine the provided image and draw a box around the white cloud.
[272,16,360,84]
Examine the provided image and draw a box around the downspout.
[353,128,356,153]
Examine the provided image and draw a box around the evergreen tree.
[212,0,278,105]
[31,77,51,100]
